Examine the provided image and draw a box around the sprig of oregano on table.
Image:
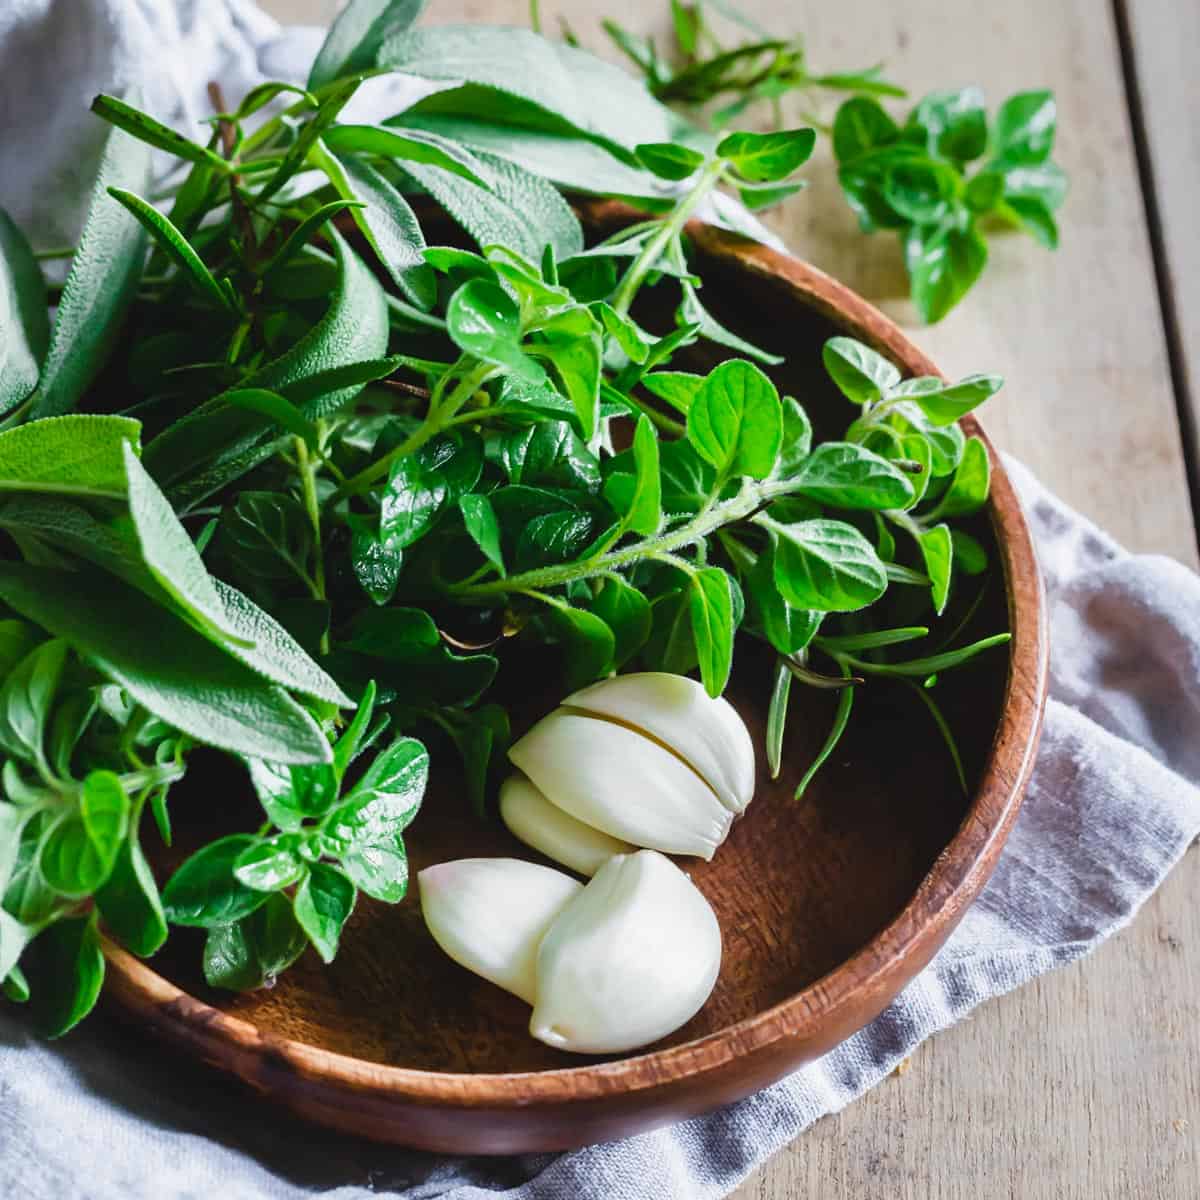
[587,0,1067,322]
[0,0,1009,1035]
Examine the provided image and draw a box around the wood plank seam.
[1111,0,1200,560]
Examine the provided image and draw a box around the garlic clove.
[563,672,755,814]
[508,711,732,860]
[418,857,580,1004]
[530,850,722,1054]
[500,774,635,877]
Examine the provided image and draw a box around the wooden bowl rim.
[102,215,1048,1111]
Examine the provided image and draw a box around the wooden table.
[263,2,1200,1194]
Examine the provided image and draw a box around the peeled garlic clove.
[564,672,755,814]
[500,775,635,877]
[508,711,732,860]
[418,857,580,1004]
[531,850,721,1054]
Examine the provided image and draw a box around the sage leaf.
[324,123,489,186]
[309,0,425,89]
[0,210,48,417]
[0,415,141,500]
[0,564,331,764]
[31,114,151,418]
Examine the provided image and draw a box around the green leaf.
[687,359,782,480]
[30,114,151,418]
[931,436,990,517]
[952,529,989,575]
[1004,196,1059,250]
[395,114,661,199]
[907,87,988,162]
[316,144,436,310]
[39,815,111,897]
[91,94,232,173]
[340,835,409,903]
[94,819,167,957]
[817,626,929,652]
[3,963,29,1003]
[917,522,954,615]
[689,567,737,697]
[381,433,483,550]
[381,25,686,160]
[905,221,988,324]
[911,374,1003,425]
[446,278,541,382]
[247,758,338,831]
[400,150,583,263]
[0,564,331,764]
[326,736,428,846]
[203,891,308,990]
[832,97,899,162]
[793,442,915,510]
[0,639,67,768]
[222,491,312,586]
[0,414,141,500]
[766,517,889,612]
[542,603,615,690]
[332,681,378,781]
[778,396,813,473]
[536,332,602,441]
[596,303,652,363]
[590,576,651,667]
[997,161,1068,210]
[641,371,703,414]
[351,527,402,606]
[717,128,816,182]
[0,210,49,417]
[744,541,821,655]
[233,837,306,892]
[883,158,962,224]
[459,493,505,575]
[965,170,1005,214]
[794,662,855,799]
[259,200,363,281]
[324,123,490,185]
[294,862,355,964]
[106,188,234,312]
[635,141,706,180]
[162,834,269,928]
[843,632,1010,677]
[223,389,318,445]
[309,0,426,88]
[80,770,131,871]
[822,336,901,404]
[678,282,782,365]
[145,231,387,505]
[503,420,600,492]
[30,914,105,1037]
[605,415,662,536]
[992,90,1056,165]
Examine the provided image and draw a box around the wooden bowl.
[100,206,1048,1154]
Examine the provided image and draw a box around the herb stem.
[456,475,798,598]
[611,158,724,317]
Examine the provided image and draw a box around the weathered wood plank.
[259,2,1200,1196]
[1120,0,1200,535]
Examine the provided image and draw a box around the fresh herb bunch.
[833,89,1067,321]
[0,0,1008,1035]
[601,0,905,129]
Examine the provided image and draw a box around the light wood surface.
[1121,0,1200,518]
[260,1,1200,1194]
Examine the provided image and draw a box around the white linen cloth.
[1,4,1198,1197]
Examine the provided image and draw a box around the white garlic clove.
[418,857,580,1005]
[508,711,732,860]
[564,672,755,814]
[531,850,722,1054]
[500,775,635,877]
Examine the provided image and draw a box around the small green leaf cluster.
[834,89,1066,321]
[0,0,1010,1033]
